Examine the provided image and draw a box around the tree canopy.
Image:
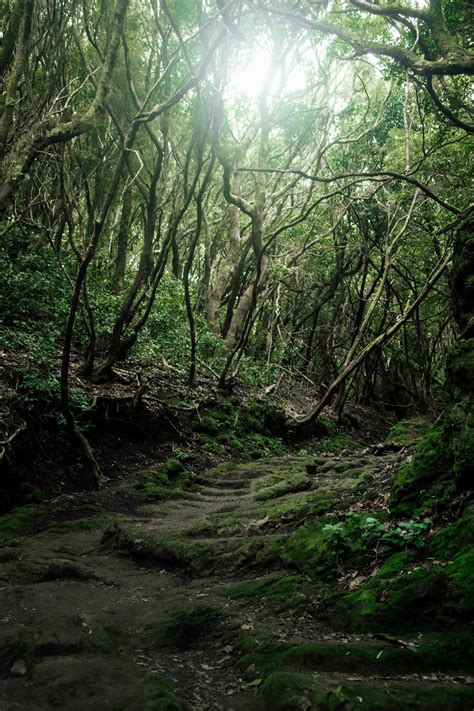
[0,0,473,479]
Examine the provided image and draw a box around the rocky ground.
[1,435,473,709]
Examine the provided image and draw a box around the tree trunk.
[290,248,453,428]
[113,185,132,294]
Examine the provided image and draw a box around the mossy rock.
[429,510,474,560]
[390,405,474,515]
[161,458,188,479]
[252,671,474,710]
[131,465,192,502]
[191,398,287,451]
[332,543,474,629]
[239,630,474,678]
[344,568,444,629]
[11,655,184,710]
[447,339,474,394]
[239,401,288,438]
[252,469,311,501]
[116,529,220,569]
[117,527,283,575]
[253,671,348,710]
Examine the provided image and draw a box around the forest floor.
[1,432,473,709]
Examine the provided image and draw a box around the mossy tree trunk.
[447,209,474,397]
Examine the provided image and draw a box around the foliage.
[0,0,472,522]
[362,516,432,551]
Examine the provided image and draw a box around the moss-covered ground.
[0,415,472,709]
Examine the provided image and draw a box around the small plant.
[172,447,190,462]
[361,516,386,539]
[322,521,348,568]
[362,516,432,551]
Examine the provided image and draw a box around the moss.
[132,465,192,502]
[418,628,474,670]
[386,417,431,444]
[6,558,99,584]
[192,398,287,456]
[143,677,184,710]
[280,514,377,577]
[238,629,261,654]
[332,541,474,630]
[118,527,282,575]
[219,574,302,606]
[322,458,365,474]
[356,469,373,487]
[344,565,445,629]
[239,401,287,437]
[161,458,187,479]
[429,511,474,560]
[50,512,122,533]
[239,631,474,678]
[118,529,216,567]
[20,655,185,711]
[188,484,333,538]
[377,549,417,576]
[216,431,243,449]
[390,406,474,515]
[0,504,48,543]
[312,417,364,453]
[447,339,474,394]
[254,671,474,710]
[204,461,236,477]
[245,433,285,457]
[321,433,362,454]
[445,548,474,616]
[149,603,223,648]
[193,415,221,435]
[255,671,347,710]
[198,434,223,453]
[244,488,333,529]
[252,469,311,501]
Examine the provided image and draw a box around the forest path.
[1,447,473,709]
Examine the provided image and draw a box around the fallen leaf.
[348,575,367,590]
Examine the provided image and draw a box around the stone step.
[193,484,250,498]
[195,476,253,490]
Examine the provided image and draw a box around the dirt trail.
[1,449,473,709]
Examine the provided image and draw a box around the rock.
[10,659,27,677]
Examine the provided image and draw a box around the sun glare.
[226,46,307,101]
